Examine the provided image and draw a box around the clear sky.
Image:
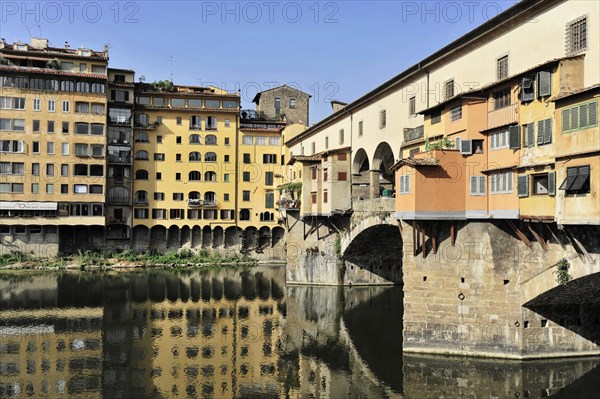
[1,0,519,123]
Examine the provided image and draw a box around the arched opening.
[272,226,285,248]
[213,226,224,248]
[258,227,271,252]
[181,225,191,247]
[343,224,403,284]
[225,226,242,249]
[353,148,370,174]
[189,151,201,162]
[132,225,149,251]
[135,170,148,180]
[372,142,396,193]
[150,226,167,251]
[167,225,180,249]
[202,226,212,247]
[243,227,257,252]
[191,226,202,248]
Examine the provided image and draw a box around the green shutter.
[579,104,588,129]
[548,171,556,196]
[537,121,544,145]
[589,101,598,126]
[571,107,579,130]
[537,71,552,97]
[544,119,552,144]
[562,109,570,132]
[518,175,529,197]
[509,125,520,149]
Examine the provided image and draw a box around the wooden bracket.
[507,220,533,249]
[526,222,548,251]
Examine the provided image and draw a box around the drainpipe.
[235,108,240,227]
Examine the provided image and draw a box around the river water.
[0,266,598,398]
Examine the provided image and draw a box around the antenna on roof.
[166,56,176,82]
[24,25,33,38]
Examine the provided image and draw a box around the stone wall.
[256,87,310,125]
[401,220,600,358]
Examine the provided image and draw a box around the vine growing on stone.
[554,258,572,285]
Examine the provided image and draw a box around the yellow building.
[0,38,108,256]
[130,83,240,251]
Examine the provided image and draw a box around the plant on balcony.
[46,58,60,70]
[150,79,175,92]
[276,198,300,209]
[426,136,455,151]
[278,182,302,197]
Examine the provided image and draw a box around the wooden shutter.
[579,104,588,128]
[570,107,579,130]
[527,124,535,148]
[518,175,529,197]
[509,125,520,149]
[548,171,556,196]
[537,71,552,97]
[544,119,552,144]
[460,139,472,155]
[521,77,534,102]
[589,101,598,126]
[470,176,478,195]
[479,176,486,194]
[405,175,410,193]
[562,109,570,132]
[536,121,544,145]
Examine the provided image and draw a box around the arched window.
[189,116,201,130]
[188,191,200,200]
[189,152,201,162]
[135,113,149,126]
[204,192,216,204]
[205,135,217,145]
[135,132,149,143]
[205,152,217,162]
[76,81,90,92]
[240,209,250,221]
[204,171,217,182]
[134,150,149,160]
[61,81,74,92]
[189,134,201,144]
[189,171,201,181]
[206,116,217,130]
[135,170,148,180]
[134,190,148,203]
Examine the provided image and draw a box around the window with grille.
[444,80,454,99]
[409,97,416,116]
[497,56,508,80]
[566,16,587,55]
[493,88,511,110]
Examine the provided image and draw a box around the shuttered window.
[517,175,529,197]
[537,71,552,97]
[562,101,598,132]
[491,172,514,194]
[559,165,590,194]
[399,175,410,194]
[536,118,552,146]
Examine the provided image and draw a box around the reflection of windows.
[560,165,590,195]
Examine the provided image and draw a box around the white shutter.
[479,176,486,195]
[460,139,473,155]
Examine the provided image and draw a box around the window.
[62,101,70,113]
[206,99,220,108]
[243,171,250,182]
[60,121,68,134]
[46,184,54,194]
[338,129,345,145]
[154,153,165,161]
[243,153,251,164]
[338,172,347,181]
[243,136,253,145]
[450,103,462,121]
[189,171,201,181]
[223,100,237,109]
[562,101,598,132]
[311,192,317,204]
[46,164,55,176]
[240,209,250,221]
[32,142,40,153]
[0,119,25,131]
[170,209,184,219]
[173,193,184,201]
[205,135,217,145]
[490,129,509,150]
[255,136,267,145]
[265,172,274,186]
[520,77,534,102]
[274,97,281,114]
[189,151,201,162]
[205,171,217,182]
[135,150,149,160]
[269,136,280,146]
[470,176,486,195]
[497,55,508,80]
[409,96,416,116]
[61,184,68,194]
[206,116,217,130]
[243,191,250,201]
[205,152,217,162]
[92,65,106,74]
[491,172,514,194]
[153,97,166,106]
[444,80,454,99]
[76,82,90,93]
[134,209,148,219]
[263,154,277,164]
[560,165,590,195]
[75,123,89,134]
[61,81,74,91]
[224,193,230,201]
[224,173,230,182]
[32,183,39,194]
[74,184,88,194]
[33,98,41,111]
[189,115,201,130]
[311,142,316,154]
[61,164,68,176]
[152,209,167,219]
[32,163,39,175]
[289,98,296,109]
[379,110,387,128]
[189,134,201,144]
[532,173,552,195]
[47,142,55,154]
[136,132,149,143]
[358,121,364,136]
[171,98,185,107]
[156,135,163,143]
[154,192,165,200]
[399,175,410,194]
[536,118,552,146]
[493,88,511,110]
[265,192,275,208]
[224,119,231,128]
[567,16,587,55]
[61,142,69,155]
[135,170,149,180]
[325,136,329,149]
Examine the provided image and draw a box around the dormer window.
[14,44,28,51]
[79,49,92,57]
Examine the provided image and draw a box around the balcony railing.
[134,199,148,205]
[487,104,517,130]
[188,199,203,207]
[108,155,131,164]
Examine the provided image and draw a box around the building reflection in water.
[1,268,599,398]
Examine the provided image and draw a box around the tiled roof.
[1,47,107,61]
[135,105,239,113]
[481,164,518,173]
[389,157,439,171]
[239,127,283,133]
[552,84,600,101]
[0,64,107,80]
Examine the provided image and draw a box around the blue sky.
[1,0,519,123]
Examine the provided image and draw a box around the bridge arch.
[352,148,370,174]
[372,141,395,184]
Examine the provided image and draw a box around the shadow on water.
[1,268,599,399]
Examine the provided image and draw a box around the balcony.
[134,199,148,206]
[276,198,301,210]
[187,199,203,207]
[108,117,132,125]
[108,155,131,164]
[487,104,517,130]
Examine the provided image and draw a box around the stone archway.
[353,148,370,174]
[372,141,395,189]
[150,226,167,251]
[132,225,149,252]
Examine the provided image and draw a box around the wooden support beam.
[431,221,438,254]
[421,222,426,259]
[507,220,533,249]
[527,222,548,251]
[450,221,456,246]
[564,227,594,264]
[412,221,418,257]
[545,223,565,249]
[397,219,403,233]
